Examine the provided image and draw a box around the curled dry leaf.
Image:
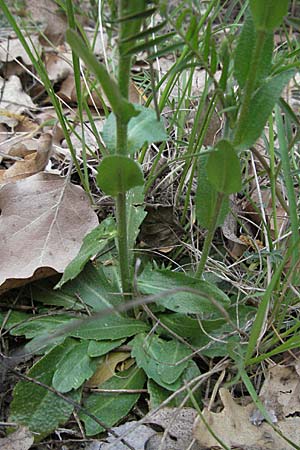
[0,35,41,66]
[0,133,53,184]
[0,172,98,292]
[45,46,73,83]
[0,76,35,127]
[87,352,132,387]
[193,387,300,449]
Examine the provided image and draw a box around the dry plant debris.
[0,76,35,127]
[0,426,34,450]
[193,365,300,449]
[0,171,98,293]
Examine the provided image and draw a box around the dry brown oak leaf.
[0,172,98,291]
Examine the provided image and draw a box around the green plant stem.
[268,113,279,243]
[196,193,224,278]
[116,192,131,294]
[275,105,299,272]
[234,30,267,146]
[114,0,138,297]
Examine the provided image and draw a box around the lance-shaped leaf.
[52,339,99,393]
[9,340,80,439]
[56,217,117,288]
[80,366,146,436]
[96,155,144,196]
[236,70,296,150]
[206,140,242,194]
[138,267,230,314]
[196,155,229,229]
[250,0,289,31]
[234,13,273,89]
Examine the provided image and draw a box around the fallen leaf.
[0,35,41,66]
[0,76,35,127]
[45,46,73,83]
[0,172,98,291]
[259,365,300,419]
[98,421,156,450]
[87,352,132,387]
[61,119,104,156]
[193,387,300,449]
[145,407,201,450]
[138,204,183,250]
[0,426,34,450]
[0,133,53,183]
[25,0,67,45]
[222,197,247,259]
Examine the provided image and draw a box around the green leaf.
[80,366,146,436]
[66,29,138,124]
[10,314,75,339]
[158,310,255,357]
[234,14,273,89]
[9,340,80,439]
[236,70,295,150]
[0,311,32,329]
[131,333,191,390]
[206,140,242,194]
[158,313,225,345]
[250,0,289,31]
[102,105,167,154]
[148,360,201,408]
[138,268,230,315]
[71,314,149,340]
[30,280,84,310]
[62,263,123,312]
[196,155,229,229]
[56,218,117,288]
[87,338,126,357]
[52,340,99,393]
[96,155,144,196]
[234,14,255,88]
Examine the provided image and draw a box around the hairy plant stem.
[196,193,224,278]
[114,1,135,297]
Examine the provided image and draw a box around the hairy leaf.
[96,155,144,196]
[53,339,99,393]
[236,70,295,149]
[56,218,117,288]
[9,340,80,439]
[250,0,289,31]
[148,360,201,408]
[196,155,229,229]
[234,13,273,89]
[70,314,149,340]
[131,333,191,390]
[207,140,242,194]
[102,105,167,154]
[138,268,230,314]
[62,263,123,312]
[80,366,146,436]
[87,338,126,357]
